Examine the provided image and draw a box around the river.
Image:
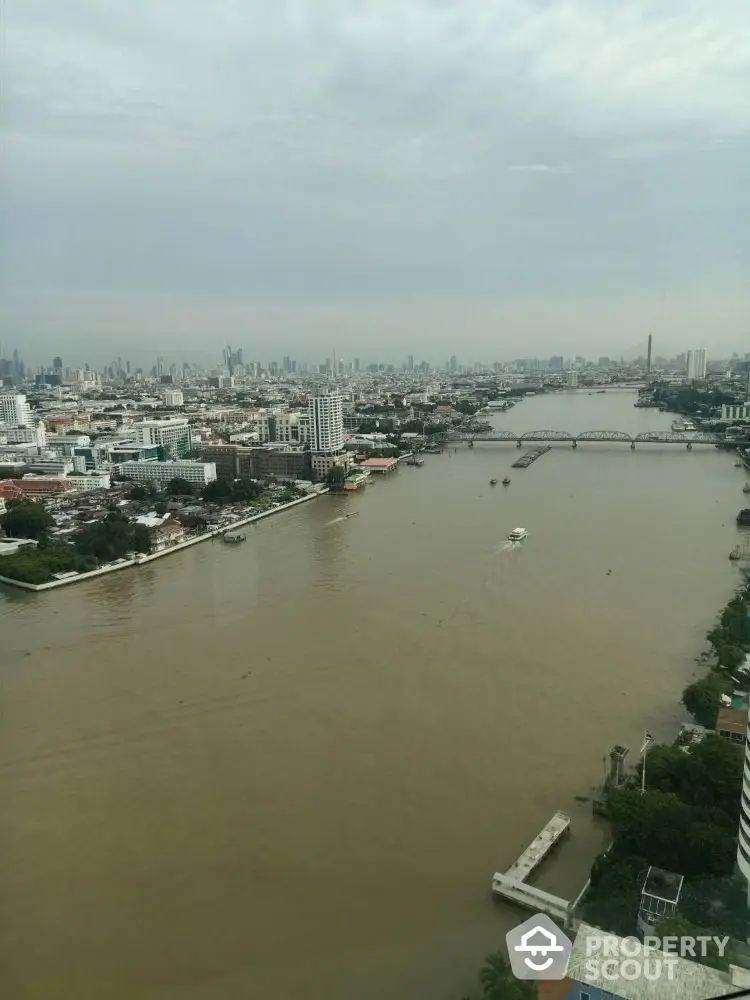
[0,389,743,1000]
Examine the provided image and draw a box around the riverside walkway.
[459,429,724,448]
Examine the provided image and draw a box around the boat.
[737,510,750,527]
[223,532,246,543]
[744,484,750,494]
[502,478,511,486]
[508,527,528,542]
[490,478,498,486]
[405,457,425,467]
[730,547,742,561]
[345,512,359,519]
[736,462,744,468]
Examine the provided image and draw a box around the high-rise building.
[0,392,32,427]
[353,357,360,372]
[737,696,750,902]
[450,355,457,371]
[548,355,563,371]
[308,386,350,479]
[407,354,414,370]
[53,356,63,371]
[686,349,707,381]
[566,370,579,388]
[134,418,191,456]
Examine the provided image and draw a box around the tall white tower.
[737,699,750,900]
[308,387,344,454]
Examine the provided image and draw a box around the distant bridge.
[457,429,725,449]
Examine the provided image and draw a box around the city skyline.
[2,1,749,361]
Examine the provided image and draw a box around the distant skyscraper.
[450,355,457,371]
[686,349,707,381]
[156,355,165,376]
[53,356,63,370]
[549,355,563,371]
[353,357,360,372]
[407,354,414,370]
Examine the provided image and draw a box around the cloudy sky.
[2,0,750,368]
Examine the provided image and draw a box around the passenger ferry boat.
[508,527,527,542]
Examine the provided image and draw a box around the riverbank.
[0,491,323,592]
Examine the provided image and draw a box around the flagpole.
[641,731,648,794]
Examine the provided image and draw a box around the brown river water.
[0,389,743,999]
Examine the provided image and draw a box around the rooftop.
[567,923,732,1000]
[641,866,683,903]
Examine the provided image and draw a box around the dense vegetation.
[459,953,535,1000]
[0,506,151,584]
[681,577,750,729]
[580,734,744,940]
[0,499,53,539]
[650,382,736,418]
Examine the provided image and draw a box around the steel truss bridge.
[457,429,724,449]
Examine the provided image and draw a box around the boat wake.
[326,516,348,527]
[495,541,516,553]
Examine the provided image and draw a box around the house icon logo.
[506,913,573,980]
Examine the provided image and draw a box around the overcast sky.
[2,1,750,368]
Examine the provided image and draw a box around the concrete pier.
[491,811,572,921]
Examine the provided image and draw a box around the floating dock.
[512,445,551,469]
[491,811,572,921]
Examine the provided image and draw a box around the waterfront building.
[134,418,191,456]
[0,393,32,428]
[308,387,350,479]
[686,349,707,381]
[116,460,217,487]
[200,443,312,482]
[566,370,579,388]
[737,692,750,901]
[538,922,747,1000]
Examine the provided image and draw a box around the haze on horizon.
[2,0,749,368]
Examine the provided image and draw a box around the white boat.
[508,527,528,542]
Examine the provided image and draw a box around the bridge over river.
[456,429,725,449]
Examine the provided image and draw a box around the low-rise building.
[67,472,112,491]
[359,457,398,474]
[116,460,217,487]
[151,519,186,552]
[0,537,38,557]
[0,478,76,500]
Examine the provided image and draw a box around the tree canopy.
[0,500,53,540]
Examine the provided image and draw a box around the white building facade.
[0,393,32,428]
[738,699,750,898]
[722,403,750,421]
[308,388,344,452]
[117,460,217,487]
[134,418,191,456]
[686,349,707,381]
[257,410,310,444]
[163,389,184,407]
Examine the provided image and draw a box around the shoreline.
[0,491,324,593]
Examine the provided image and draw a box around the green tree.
[717,644,746,671]
[682,673,728,728]
[165,477,194,496]
[154,501,169,515]
[476,953,535,1000]
[201,478,234,502]
[324,466,347,490]
[0,500,53,540]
